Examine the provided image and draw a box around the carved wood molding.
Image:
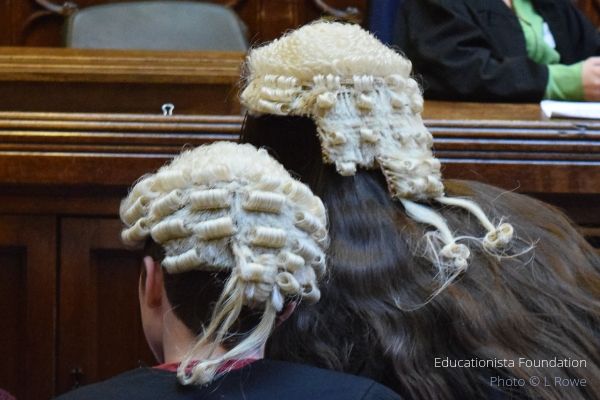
[1,103,599,194]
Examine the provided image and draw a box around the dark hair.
[241,114,600,400]
[144,240,262,349]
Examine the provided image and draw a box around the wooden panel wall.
[0,217,56,400]
[0,0,368,47]
[0,112,233,399]
[58,218,154,394]
[0,247,27,397]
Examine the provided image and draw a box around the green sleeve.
[544,61,584,100]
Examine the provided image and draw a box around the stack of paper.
[541,100,600,119]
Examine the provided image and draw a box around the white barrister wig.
[120,141,328,386]
[241,21,516,287]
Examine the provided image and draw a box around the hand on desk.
[582,57,600,101]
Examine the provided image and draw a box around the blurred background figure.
[394,0,600,102]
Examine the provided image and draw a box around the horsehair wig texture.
[240,21,520,286]
[119,141,328,386]
[240,21,435,200]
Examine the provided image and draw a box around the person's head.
[241,21,518,291]
[240,21,600,400]
[119,141,328,386]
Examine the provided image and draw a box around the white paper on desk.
[540,100,600,119]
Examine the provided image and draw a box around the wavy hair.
[242,114,600,400]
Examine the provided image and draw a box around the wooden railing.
[1,104,599,194]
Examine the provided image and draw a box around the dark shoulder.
[55,360,402,400]
[242,360,402,400]
[54,368,176,400]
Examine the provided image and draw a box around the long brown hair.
[241,114,600,400]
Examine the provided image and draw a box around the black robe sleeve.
[538,0,600,62]
[395,0,549,102]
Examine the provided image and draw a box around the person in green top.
[395,0,600,102]
[509,0,600,100]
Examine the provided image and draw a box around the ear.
[275,301,297,327]
[141,256,164,309]
[139,256,166,363]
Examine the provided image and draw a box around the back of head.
[241,21,600,400]
[119,142,328,386]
